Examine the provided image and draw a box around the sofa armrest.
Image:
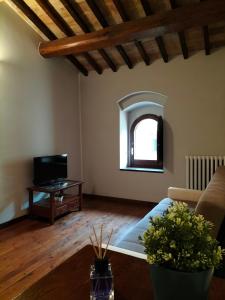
[168,187,203,206]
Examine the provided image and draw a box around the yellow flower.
[176,218,181,225]
[162,253,172,261]
[170,241,176,249]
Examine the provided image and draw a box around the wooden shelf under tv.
[27,180,83,224]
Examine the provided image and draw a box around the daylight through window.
[134,118,158,161]
[129,114,163,169]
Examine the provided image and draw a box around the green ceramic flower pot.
[150,264,214,300]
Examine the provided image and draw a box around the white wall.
[1,2,225,220]
[0,3,81,223]
[81,49,225,202]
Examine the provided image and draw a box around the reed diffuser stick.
[90,225,113,259]
[89,236,99,258]
[103,229,113,259]
[92,226,99,250]
[99,224,103,259]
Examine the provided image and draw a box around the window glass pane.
[134,119,158,160]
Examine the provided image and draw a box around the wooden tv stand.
[27,180,83,224]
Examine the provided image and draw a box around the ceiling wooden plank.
[60,0,117,72]
[170,0,188,59]
[140,0,168,62]
[39,0,225,58]
[36,0,102,74]
[86,0,133,69]
[112,0,150,65]
[10,0,88,76]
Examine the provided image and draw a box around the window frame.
[128,114,163,169]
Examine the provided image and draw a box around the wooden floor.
[0,197,151,300]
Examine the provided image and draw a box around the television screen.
[33,154,67,186]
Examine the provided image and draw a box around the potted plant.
[139,201,224,300]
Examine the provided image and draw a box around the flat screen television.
[33,154,67,186]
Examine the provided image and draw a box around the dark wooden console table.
[27,180,83,224]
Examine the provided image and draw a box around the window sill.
[120,167,164,173]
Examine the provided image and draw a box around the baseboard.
[0,196,155,229]
[0,214,28,229]
[83,193,156,208]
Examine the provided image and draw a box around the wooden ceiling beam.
[11,0,55,40]
[10,0,88,75]
[140,0,168,62]
[177,31,188,59]
[114,45,133,69]
[83,52,102,74]
[86,0,133,69]
[10,0,88,76]
[66,55,88,76]
[36,0,102,74]
[36,0,73,36]
[155,36,169,63]
[98,48,117,71]
[140,0,153,16]
[170,0,188,59]
[60,0,91,33]
[39,0,225,58]
[60,0,117,72]
[134,41,150,65]
[112,0,150,65]
[200,0,211,55]
[112,0,129,23]
[203,26,211,55]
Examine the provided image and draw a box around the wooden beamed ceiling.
[86,0,134,68]
[6,0,225,76]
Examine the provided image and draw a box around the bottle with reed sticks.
[90,225,114,300]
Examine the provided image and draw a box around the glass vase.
[90,257,114,300]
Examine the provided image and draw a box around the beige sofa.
[116,166,225,255]
[169,166,225,238]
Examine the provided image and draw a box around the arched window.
[118,91,166,172]
[129,114,163,169]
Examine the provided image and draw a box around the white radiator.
[185,156,225,190]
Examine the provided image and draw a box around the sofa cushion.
[195,166,225,238]
[116,198,173,253]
